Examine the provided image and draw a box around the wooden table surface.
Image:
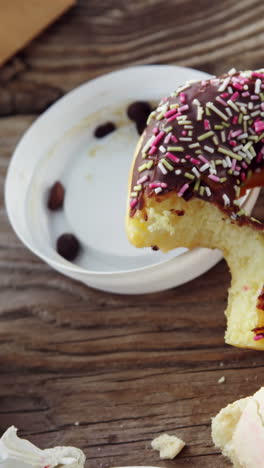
[1,1,264,466]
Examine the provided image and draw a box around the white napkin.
[0,426,86,468]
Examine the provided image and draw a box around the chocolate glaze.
[129,70,264,229]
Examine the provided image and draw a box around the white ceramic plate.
[5,65,260,294]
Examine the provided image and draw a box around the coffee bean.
[151,245,159,251]
[136,119,147,135]
[56,233,80,261]
[94,121,116,138]
[48,181,65,210]
[127,101,152,122]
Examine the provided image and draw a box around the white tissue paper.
[0,426,85,468]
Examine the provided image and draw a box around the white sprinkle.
[213,135,219,146]
[225,107,232,117]
[255,78,262,94]
[184,125,194,129]
[142,135,155,153]
[158,162,168,175]
[244,84,249,90]
[177,114,187,120]
[237,132,248,140]
[193,98,201,106]
[156,103,169,112]
[155,187,163,194]
[206,102,228,121]
[192,167,200,178]
[221,130,226,143]
[228,67,237,75]
[204,145,214,153]
[225,156,232,167]
[205,186,211,197]
[261,112,264,118]
[159,145,166,153]
[177,84,190,93]
[197,106,204,121]
[200,163,210,172]
[179,137,192,141]
[222,159,228,168]
[189,142,200,148]
[236,101,248,107]
[228,86,233,94]
[234,171,240,176]
[209,167,217,175]
[218,77,231,92]
[243,115,250,120]
[74,421,80,426]
[233,144,243,152]
[238,150,247,159]
[218,376,226,384]
[227,100,239,112]
[175,169,182,175]
[248,102,254,110]
[223,194,230,206]
[251,110,261,117]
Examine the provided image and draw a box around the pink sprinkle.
[216,96,228,106]
[239,77,249,85]
[171,135,178,143]
[241,162,248,169]
[231,129,243,138]
[137,175,149,184]
[164,108,177,118]
[180,92,186,103]
[262,84,264,89]
[181,130,187,136]
[229,140,237,147]
[166,152,180,163]
[204,119,211,130]
[153,127,159,135]
[236,165,241,172]
[254,121,264,133]
[164,132,172,144]
[167,114,179,123]
[190,157,201,165]
[208,174,220,182]
[178,104,189,112]
[221,92,229,99]
[178,183,189,197]
[227,130,233,140]
[185,154,191,159]
[199,155,209,164]
[231,159,236,171]
[230,91,239,101]
[201,80,207,86]
[252,72,264,78]
[152,131,165,146]
[149,145,157,155]
[242,91,250,97]
[161,182,168,188]
[232,82,243,91]
[241,172,246,181]
[149,182,162,189]
[232,116,238,125]
[254,334,264,341]
[130,199,137,209]
[251,95,260,100]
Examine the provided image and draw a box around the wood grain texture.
[0,1,264,466]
